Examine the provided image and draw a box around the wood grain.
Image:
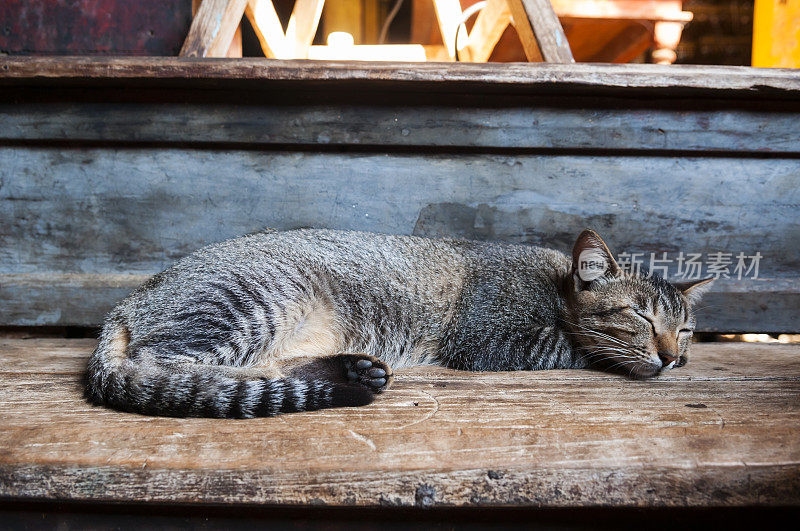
[467,0,513,63]
[244,0,285,59]
[1,57,799,98]
[1,148,797,331]
[507,0,575,63]
[180,0,247,58]
[284,0,324,59]
[192,0,244,58]
[2,101,798,154]
[0,57,797,333]
[0,339,798,506]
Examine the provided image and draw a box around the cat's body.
[86,229,711,418]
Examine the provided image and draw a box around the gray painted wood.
[0,58,798,332]
[2,102,799,154]
[1,147,797,331]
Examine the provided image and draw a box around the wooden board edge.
[1,463,798,507]
[1,58,799,98]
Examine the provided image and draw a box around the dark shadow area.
[1,501,799,530]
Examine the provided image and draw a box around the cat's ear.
[673,277,714,305]
[571,229,620,291]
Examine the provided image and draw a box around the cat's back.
[117,229,569,330]
[118,229,471,318]
[128,228,569,300]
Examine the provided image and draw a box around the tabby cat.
[85,229,712,418]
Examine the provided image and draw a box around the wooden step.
[1,338,798,507]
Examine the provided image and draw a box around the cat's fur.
[85,229,712,418]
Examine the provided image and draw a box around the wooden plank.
[284,0,325,59]
[466,0,512,62]
[1,339,796,380]
[2,101,799,154]
[0,274,148,327]
[0,339,798,506]
[507,0,574,63]
[244,0,285,58]
[0,338,98,374]
[1,57,799,98]
[192,0,244,58]
[507,0,544,61]
[0,148,797,332]
[180,0,248,58]
[227,24,244,57]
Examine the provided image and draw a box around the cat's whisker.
[570,329,629,348]
[578,348,639,365]
[581,346,635,357]
[606,358,646,372]
[569,325,631,347]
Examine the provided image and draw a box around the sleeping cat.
[85,229,712,418]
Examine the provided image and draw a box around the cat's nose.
[658,352,679,369]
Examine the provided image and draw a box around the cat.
[85,228,712,418]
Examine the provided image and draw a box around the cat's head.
[566,229,713,379]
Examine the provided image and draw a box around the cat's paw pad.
[342,354,393,393]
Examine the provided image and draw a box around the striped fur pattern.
[85,229,712,418]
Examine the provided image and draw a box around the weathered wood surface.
[1,147,797,331]
[180,0,247,58]
[0,58,798,332]
[0,339,798,506]
[2,57,800,98]
[508,0,575,63]
[3,100,799,154]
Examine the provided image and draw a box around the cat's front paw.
[342,354,393,393]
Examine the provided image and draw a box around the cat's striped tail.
[84,321,374,418]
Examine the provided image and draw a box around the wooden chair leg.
[181,0,247,58]
[467,0,512,62]
[285,0,326,59]
[245,0,286,58]
[506,0,574,63]
[194,0,244,58]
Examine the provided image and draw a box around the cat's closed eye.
[629,309,657,336]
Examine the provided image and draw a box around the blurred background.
[1,0,796,66]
